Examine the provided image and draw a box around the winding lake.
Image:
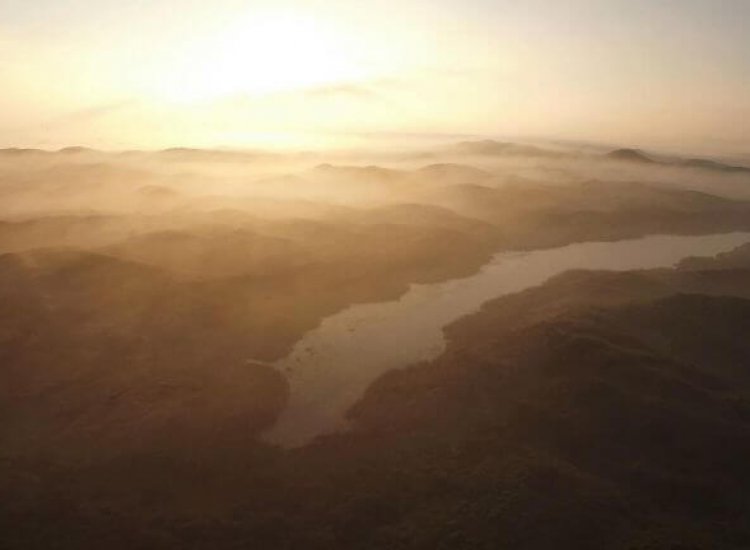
[263,232,750,447]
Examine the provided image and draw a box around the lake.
[263,232,750,447]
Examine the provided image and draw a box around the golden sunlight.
[150,11,364,104]
[5,2,750,547]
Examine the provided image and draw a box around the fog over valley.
[3,140,750,548]
[4,0,750,547]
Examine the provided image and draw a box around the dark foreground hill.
[342,242,750,549]
[4,240,750,549]
[3,148,750,548]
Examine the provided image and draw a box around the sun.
[151,11,363,104]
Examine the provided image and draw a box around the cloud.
[55,100,140,125]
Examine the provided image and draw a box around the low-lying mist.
[3,139,750,549]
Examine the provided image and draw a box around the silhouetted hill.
[0,147,48,156]
[0,214,145,252]
[341,247,750,549]
[681,157,750,174]
[58,146,98,155]
[603,147,750,174]
[156,147,269,162]
[420,179,750,248]
[679,242,750,270]
[343,203,499,238]
[102,228,309,279]
[311,163,406,183]
[0,249,289,459]
[415,163,492,184]
[605,148,655,163]
[454,140,558,157]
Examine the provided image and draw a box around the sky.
[1,0,749,153]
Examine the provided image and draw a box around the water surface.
[264,232,750,447]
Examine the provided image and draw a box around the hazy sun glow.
[150,11,365,104]
[2,0,750,152]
